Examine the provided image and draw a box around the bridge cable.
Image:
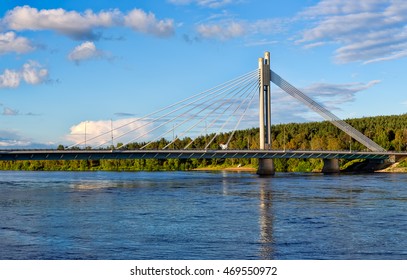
[67,69,257,149]
[156,73,259,149]
[108,69,259,149]
[270,70,386,152]
[203,78,259,149]
[225,84,258,148]
[175,78,258,150]
[182,76,259,149]
[139,76,256,149]
[114,70,258,149]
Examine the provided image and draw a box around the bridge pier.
[257,52,274,176]
[321,158,340,173]
[257,158,275,176]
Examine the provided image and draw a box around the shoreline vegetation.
[1,113,407,173]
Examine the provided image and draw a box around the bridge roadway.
[0,149,402,161]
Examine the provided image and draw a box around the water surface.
[0,171,406,259]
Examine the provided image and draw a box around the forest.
[1,113,407,172]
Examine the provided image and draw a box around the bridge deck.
[0,149,398,161]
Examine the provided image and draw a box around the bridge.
[0,52,397,175]
[0,149,392,162]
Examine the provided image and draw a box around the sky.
[1,0,407,148]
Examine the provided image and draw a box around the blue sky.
[1,0,406,148]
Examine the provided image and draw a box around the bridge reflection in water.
[259,179,274,259]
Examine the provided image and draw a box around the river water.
[0,171,406,260]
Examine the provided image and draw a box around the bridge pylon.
[257,52,275,176]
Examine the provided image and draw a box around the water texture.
[0,171,406,259]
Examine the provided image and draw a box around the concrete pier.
[257,158,275,176]
[257,52,274,176]
[322,158,340,173]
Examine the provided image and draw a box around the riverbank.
[1,159,406,173]
[193,165,256,172]
[376,162,407,173]
[195,161,407,173]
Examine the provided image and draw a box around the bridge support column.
[322,158,340,174]
[257,52,274,176]
[257,158,275,176]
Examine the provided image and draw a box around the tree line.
[1,113,406,172]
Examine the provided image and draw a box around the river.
[0,171,406,259]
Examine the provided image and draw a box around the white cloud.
[196,18,286,40]
[0,69,21,88]
[168,0,192,4]
[22,61,48,85]
[65,118,154,147]
[0,103,40,116]
[300,0,386,17]
[3,5,120,40]
[2,5,175,39]
[303,41,327,49]
[124,9,174,37]
[364,49,407,64]
[244,39,278,47]
[68,41,105,63]
[0,129,29,147]
[0,129,52,148]
[271,79,381,122]
[0,60,48,89]
[0,31,34,55]
[3,107,19,116]
[0,139,30,147]
[297,0,407,64]
[197,21,245,40]
[168,0,233,8]
[302,80,381,109]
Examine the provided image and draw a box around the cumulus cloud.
[197,21,245,40]
[68,41,109,64]
[124,9,174,37]
[3,5,120,40]
[297,0,407,64]
[65,118,154,147]
[22,61,49,84]
[2,5,175,39]
[0,60,48,89]
[0,69,20,88]
[0,31,35,55]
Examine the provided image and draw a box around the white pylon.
[259,51,271,150]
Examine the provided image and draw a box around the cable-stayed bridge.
[0,149,391,162]
[1,52,402,174]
